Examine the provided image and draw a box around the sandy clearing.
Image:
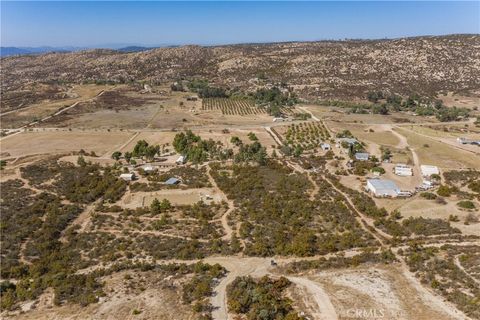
[121,188,224,208]
[0,131,132,159]
[331,269,402,317]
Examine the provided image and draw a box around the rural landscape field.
[1,1,479,320]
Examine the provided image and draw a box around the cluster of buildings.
[367,164,440,198]
[119,171,182,185]
[119,155,187,183]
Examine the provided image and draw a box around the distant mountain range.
[0,45,181,57]
[1,46,82,57]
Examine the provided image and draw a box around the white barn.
[366,179,400,197]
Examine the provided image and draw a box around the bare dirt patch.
[306,264,459,320]
[0,131,132,159]
[121,188,225,207]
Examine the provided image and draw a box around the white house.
[320,143,331,151]
[176,155,186,165]
[120,173,135,181]
[366,179,400,197]
[420,165,439,177]
[394,164,413,176]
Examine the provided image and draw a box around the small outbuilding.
[176,155,186,165]
[420,165,439,177]
[120,173,135,181]
[142,165,155,172]
[165,177,181,185]
[320,143,331,151]
[355,152,370,161]
[366,179,400,197]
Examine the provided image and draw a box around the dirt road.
[204,256,339,320]
[287,276,338,320]
[206,166,234,241]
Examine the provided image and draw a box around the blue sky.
[1,1,479,47]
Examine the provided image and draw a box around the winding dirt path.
[204,256,338,320]
[102,131,140,159]
[287,276,338,320]
[454,255,480,286]
[206,166,234,241]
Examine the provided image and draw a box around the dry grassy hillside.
[1,35,479,104]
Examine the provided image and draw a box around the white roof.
[120,173,134,180]
[355,152,369,160]
[420,165,439,176]
[120,173,134,177]
[367,179,400,192]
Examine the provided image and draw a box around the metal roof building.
[165,177,181,185]
[355,152,370,161]
[366,179,400,197]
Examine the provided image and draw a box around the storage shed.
[320,143,331,151]
[120,173,135,181]
[176,156,186,165]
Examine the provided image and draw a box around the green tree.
[231,136,242,146]
[124,151,132,163]
[150,198,162,215]
[247,132,258,141]
[111,151,122,161]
